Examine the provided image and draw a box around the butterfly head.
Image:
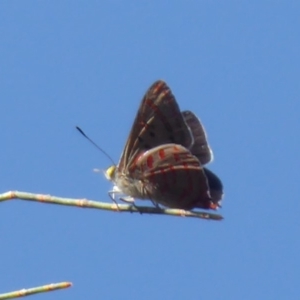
[105,165,116,181]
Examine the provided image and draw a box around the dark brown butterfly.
[105,80,222,209]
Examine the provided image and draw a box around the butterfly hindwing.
[182,110,223,208]
[131,144,211,209]
[182,110,213,165]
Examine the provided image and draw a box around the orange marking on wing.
[147,155,154,168]
[145,99,159,113]
[144,98,171,131]
[173,152,180,161]
[140,120,149,129]
[153,81,164,93]
[132,156,139,168]
[209,202,218,210]
[158,148,165,159]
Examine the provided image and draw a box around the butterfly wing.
[202,168,223,208]
[182,110,213,165]
[131,144,212,209]
[182,111,223,208]
[118,81,192,172]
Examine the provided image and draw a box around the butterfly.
[105,80,223,210]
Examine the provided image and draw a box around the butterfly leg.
[119,195,135,204]
[108,186,137,209]
[149,198,162,210]
[117,196,146,214]
[120,196,161,211]
[108,187,121,211]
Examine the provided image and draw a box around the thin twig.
[0,191,223,221]
[0,282,72,299]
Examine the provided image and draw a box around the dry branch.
[0,191,223,220]
[0,282,72,299]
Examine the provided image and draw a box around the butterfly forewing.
[182,110,213,165]
[119,81,193,172]
[132,144,211,209]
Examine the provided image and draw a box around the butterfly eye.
[105,165,116,181]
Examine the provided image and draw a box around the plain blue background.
[1,2,299,299]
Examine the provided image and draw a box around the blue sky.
[1,2,299,299]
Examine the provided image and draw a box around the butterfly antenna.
[76,126,116,165]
